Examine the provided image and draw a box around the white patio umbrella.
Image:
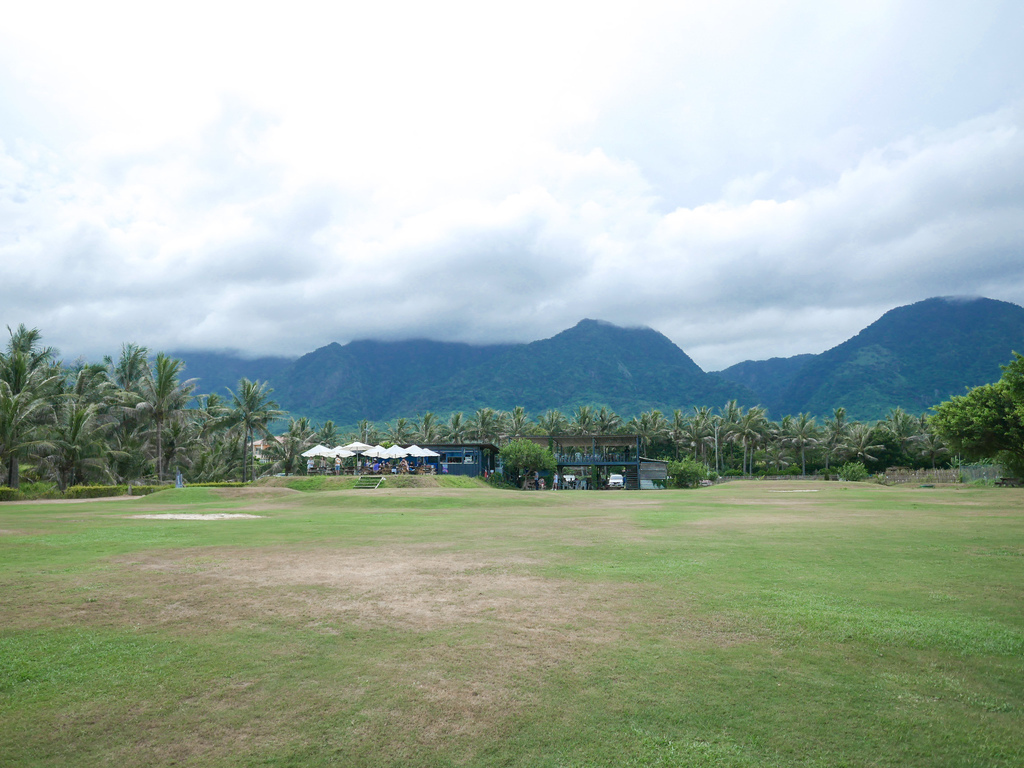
[382,445,409,459]
[416,447,441,457]
[301,444,332,458]
[341,441,373,453]
[329,447,356,458]
[362,445,389,458]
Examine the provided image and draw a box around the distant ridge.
[173,296,1024,425]
[717,296,1024,420]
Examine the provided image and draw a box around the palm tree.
[536,409,567,435]
[883,407,920,464]
[843,423,885,465]
[629,410,668,455]
[416,412,442,443]
[387,417,414,445]
[355,419,378,446]
[595,406,621,434]
[446,412,467,443]
[316,420,339,448]
[104,343,150,394]
[822,407,849,470]
[734,406,768,475]
[0,327,60,489]
[265,417,314,475]
[226,378,284,483]
[570,405,595,435]
[136,354,196,483]
[787,412,819,476]
[506,406,533,438]
[0,374,54,489]
[468,408,504,443]
[912,429,950,469]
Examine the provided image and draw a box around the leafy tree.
[667,457,708,488]
[499,439,556,488]
[931,352,1024,476]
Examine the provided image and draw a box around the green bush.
[837,461,870,482]
[668,458,709,488]
[63,485,126,499]
[0,486,25,502]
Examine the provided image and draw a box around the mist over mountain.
[173,296,1024,426]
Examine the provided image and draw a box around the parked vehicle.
[608,473,624,489]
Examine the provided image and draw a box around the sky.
[2,0,1023,372]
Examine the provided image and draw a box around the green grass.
[1,482,1022,766]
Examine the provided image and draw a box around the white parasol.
[301,444,332,458]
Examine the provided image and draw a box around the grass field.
[1,481,1022,767]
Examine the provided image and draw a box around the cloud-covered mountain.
[175,296,1024,425]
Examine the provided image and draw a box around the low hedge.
[0,486,25,502]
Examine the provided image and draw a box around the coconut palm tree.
[316,420,339,448]
[226,378,284,483]
[387,417,414,445]
[882,406,920,464]
[787,412,819,476]
[355,419,379,446]
[468,408,504,443]
[843,423,885,465]
[446,412,467,443]
[0,328,61,489]
[734,406,768,475]
[536,409,567,435]
[265,417,314,475]
[416,412,443,443]
[822,407,849,470]
[570,405,596,435]
[135,354,196,483]
[595,406,621,434]
[506,406,533,438]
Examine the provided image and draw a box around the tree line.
[3,324,981,493]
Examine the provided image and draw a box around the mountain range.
[173,296,1024,425]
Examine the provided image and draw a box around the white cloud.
[1,1,1023,372]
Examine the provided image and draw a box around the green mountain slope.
[714,354,815,413]
[408,319,758,417]
[774,296,1024,419]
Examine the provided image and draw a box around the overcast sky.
[2,0,1023,371]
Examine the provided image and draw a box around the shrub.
[668,458,709,488]
[837,461,870,482]
[63,485,125,499]
[0,486,25,502]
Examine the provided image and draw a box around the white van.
[608,473,624,489]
